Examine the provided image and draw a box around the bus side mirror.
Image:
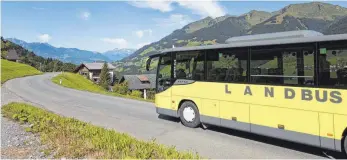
[146,58,151,71]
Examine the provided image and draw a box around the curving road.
[1,73,344,158]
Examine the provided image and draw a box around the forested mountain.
[114,2,347,76]
[6,38,112,64]
[1,37,76,72]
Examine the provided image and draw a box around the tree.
[99,62,111,90]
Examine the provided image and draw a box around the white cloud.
[129,0,226,18]
[128,1,173,12]
[136,42,151,49]
[176,0,226,18]
[134,29,153,38]
[154,14,193,28]
[101,38,128,48]
[37,34,51,43]
[80,11,91,20]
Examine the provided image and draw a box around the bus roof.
[225,30,323,43]
[160,30,347,54]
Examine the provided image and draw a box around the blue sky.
[2,1,347,53]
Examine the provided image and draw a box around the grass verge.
[1,102,200,159]
[1,59,42,84]
[51,72,154,103]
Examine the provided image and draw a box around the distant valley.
[6,38,135,64]
[103,48,136,62]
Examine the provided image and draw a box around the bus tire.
[179,101,200,128]
[344,134,347,156]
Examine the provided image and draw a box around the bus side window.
[175,51,205,81]
[206,48,248,83]
[250,47,315,86]
[318,41,347,88]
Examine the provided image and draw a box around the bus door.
[156,53,174,112]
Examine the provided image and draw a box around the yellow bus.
[145,30,347,155]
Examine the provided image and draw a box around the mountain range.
[6,2,347,75]
[103,48,136,62]
[6,38,135,64]
[114,2,347,75]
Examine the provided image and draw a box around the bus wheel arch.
[342,128,347,155]
[177,100,201,128]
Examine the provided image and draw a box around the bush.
[113,81,129,95]
[146,89,156,100]
[129,90,142,98]
[1,102,200,159]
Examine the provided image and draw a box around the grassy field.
[52,72,154,103]
[1,102,199,159]
[1,59,42,84]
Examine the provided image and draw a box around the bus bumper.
[156,107,179,118]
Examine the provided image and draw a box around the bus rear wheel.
[344,134,347,156]
[179,101,200,128]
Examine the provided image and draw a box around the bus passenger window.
[206,49,248,83]
[318,43,347,88]
[250,47,315,85]
[157,54,172,92]
[175,51,205,81]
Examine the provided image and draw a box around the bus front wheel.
[179,101,200,128]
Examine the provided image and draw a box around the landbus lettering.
[330,91,342,104]
[315,90,327,102]
[223,84,343,104]
[244,86,252,96]
[225,84,231,94]
[265,87,274,97]
[302,89,313,101]
[284,88,295,99]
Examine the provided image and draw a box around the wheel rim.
[183,106,195,122]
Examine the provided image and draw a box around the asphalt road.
[1,73,345,159]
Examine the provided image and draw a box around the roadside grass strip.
[1,59,42,84]
[52,72,154,103]
[1,102,200,159]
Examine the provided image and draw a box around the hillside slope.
[323,15,347,34]
[1,59,41,84]
[114,2,347,76]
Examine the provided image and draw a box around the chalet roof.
[84,62,116,70]
[119,74,156,90]
[5,49,20,60]
[74,62,115,72]
[137,75,149,82]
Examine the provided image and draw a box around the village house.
[118,74,156,98]
[74,61,116,84]
[5,49,20,62]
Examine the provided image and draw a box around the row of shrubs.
[112,81,155,100]
[2,102,200,159]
